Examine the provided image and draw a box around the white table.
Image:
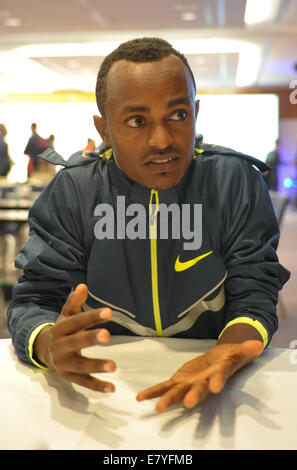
[0,209,28,222]
[0,199,33,209]
[0,336,296,451]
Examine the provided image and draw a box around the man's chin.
[142,173,182,191]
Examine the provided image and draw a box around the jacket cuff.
[218,316,269,348]
[27,322,55,369]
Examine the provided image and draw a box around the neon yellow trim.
[218,316,269,348]
[175,251,213,272]
[194,147,204,154]
[99,147,113,160]
[28,323,55,370]
[193,147,204,160]
[113,150,122,169]
[149,190,163,337]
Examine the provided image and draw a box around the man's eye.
[169,110,188,121]
[126,116,145,128]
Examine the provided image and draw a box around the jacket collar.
[108,156,192,206]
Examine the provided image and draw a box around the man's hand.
[33,283,116,392]
[136,340,263,413]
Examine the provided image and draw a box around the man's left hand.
[136,340,263,413]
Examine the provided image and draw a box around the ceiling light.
[16,41,121,58]
[244,0,282,24]
[4,17,21,27]
[15,38,257,60]
[0,53,67,92]
[171,38,246,54]
[171,39,261,87]
[1,38,261,92]
[180,12,197,21]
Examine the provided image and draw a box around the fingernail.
[101,308,111,320]
[97,330,107,342]
[103,362,114,372]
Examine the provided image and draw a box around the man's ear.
[93,115,111,146]
[195,99,200,118]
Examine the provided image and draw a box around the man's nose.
[148,124,173,151]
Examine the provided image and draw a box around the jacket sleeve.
[7,169,88,365]
[218,159,290,346]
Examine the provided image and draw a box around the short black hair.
[95,37,196,117]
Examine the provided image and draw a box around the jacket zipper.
[149,189,163,336]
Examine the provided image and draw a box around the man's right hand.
[33,284,116,393]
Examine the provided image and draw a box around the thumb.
[60,283,89,318]
[241,340,264,358]
[209,340,264,394]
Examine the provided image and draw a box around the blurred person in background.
[24,123,49,177]
[83,138,96,156]
[47,134,55,149]
[264,139,281,191]
[0,124,12,178]
[0,124,18,282]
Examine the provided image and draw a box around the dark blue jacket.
[7,140,290,365]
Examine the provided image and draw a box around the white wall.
[197,94,279,162]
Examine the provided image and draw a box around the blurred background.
[0,0,296,345]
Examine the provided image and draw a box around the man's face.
[94,54,199,190]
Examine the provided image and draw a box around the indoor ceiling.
[0,0,296,94]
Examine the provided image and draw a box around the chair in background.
[269,190,290,319]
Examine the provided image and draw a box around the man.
[264,139,281,191]
[24,123,48,175]
[0,124,12,177]
[7,38,289,413]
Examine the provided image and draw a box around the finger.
[55,327,112,354]
[183,379,209,408]
[208,371,226,394]
[203,341,263,395]
[61,284,89,318]
[136,380,173,402]
[209,340,264,389]
[155,383,191,413]
[54,307,112,336]
[63,371,115,393]
[60,355,116,375]
[227,340,264,361]
[241,340,264,358]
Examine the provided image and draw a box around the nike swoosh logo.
[174,251,213,272]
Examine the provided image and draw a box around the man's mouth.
[145,156,180,170]
[150,157,177,163]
